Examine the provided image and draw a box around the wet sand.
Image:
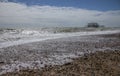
[0,32,120,76]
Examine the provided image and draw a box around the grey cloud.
[0,2,120,27]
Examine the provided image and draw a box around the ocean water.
[0,27,119,48]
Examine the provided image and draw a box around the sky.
[0,0,120,27]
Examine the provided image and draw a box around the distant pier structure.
[87,22,100,28]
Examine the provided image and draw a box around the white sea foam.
[0,29,119,48]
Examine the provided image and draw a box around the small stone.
[0,61,5,64]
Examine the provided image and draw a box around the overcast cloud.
[0,1,120,27]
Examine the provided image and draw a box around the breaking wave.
[0,27,119,48]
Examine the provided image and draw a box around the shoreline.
[0,32,120,76]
